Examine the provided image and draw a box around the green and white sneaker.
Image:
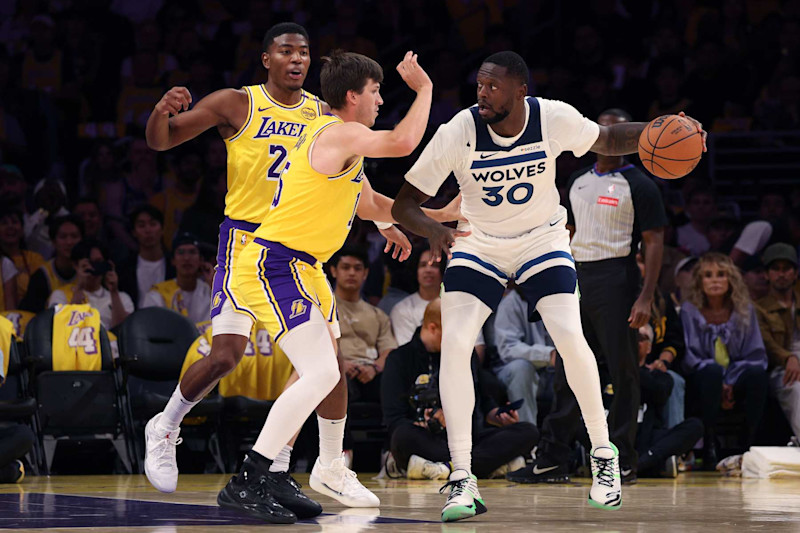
[439,469,486,522]
[588,443,622,510]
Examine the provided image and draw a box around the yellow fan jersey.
[224,85,323,224]
[181,322,292,401]
[51,304,103,371]
[41,259,76,293]
[255,115,365,263]
[1,310,35,340]
[0,314,13,384]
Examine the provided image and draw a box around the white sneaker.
[144,413,182,493]
[407,454,450,480]
[309,456,380,507]
[488,456,526,479]
[440,469,486,522]
[588,444,622,510]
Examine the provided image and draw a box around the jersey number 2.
[267,145,288,180]
[481,183,534,206]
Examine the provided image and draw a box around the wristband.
[374,221,393,230]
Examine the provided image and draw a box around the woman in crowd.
[680,252,768,469]
[0,207,45,306]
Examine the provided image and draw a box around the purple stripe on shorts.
[253,238,318,266]
[210,217,260,319]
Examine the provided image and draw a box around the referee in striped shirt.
[509,108,667,484]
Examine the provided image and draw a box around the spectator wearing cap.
[755,243,800,439]
[731,192,792,268]
[142,233,211,324]
[117,205,175,308]
[24,178,70,259]
[741,254,770,302]
[671,256,699,311]
[19,215,83,313]
[680,252,768,469]
[48,239,134,329]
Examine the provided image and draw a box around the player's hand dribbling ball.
[638,114,704,179]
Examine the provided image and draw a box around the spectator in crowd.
[635,323,703,478]
[0,255,17,311]
[149,146,202,249]
[72,197,129,265]
[730,192,791,268]
[141,232,210,324]
[658,217,687,298]
[24,178,70,259]
[742,255,771,302]
[377,255,415,316]
[48,239,134,330]
[755,243,800,439]
[391,245,485,358]
[330,247,397,403]
[0,206,44,305]
[493,284,555,426]
[680,252,768,469]
[179,166,226,248]
[636,248,686,430]
[381,299,538,479]
[118,205,175,308]
[677,186,716,257]
[0,314,32,483]
[671,256,699,310]
[19,215,83,313]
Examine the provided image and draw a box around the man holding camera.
[381,299,538,479]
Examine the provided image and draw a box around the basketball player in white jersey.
[392,51,706,522]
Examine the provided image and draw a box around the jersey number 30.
[481,183,534,206]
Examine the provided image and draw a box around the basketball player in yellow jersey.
[222,49,455,523]
[143,24,433,520]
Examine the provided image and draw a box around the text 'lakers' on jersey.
[255,115,365,263]
[224,85,322,223]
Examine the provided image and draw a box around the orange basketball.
[638,114,703,179]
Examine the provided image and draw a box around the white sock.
[269,445,293,473]
[537,292,610,449]
[318,415,346,467]
[159,385,200,431]
[252,309,340,460]
[439,291,492,475]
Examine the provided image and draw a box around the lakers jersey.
[51,304,103,371]
[255,115,365,263]
[1,310,35,340]
[224,85,323,223]
[41,259,76,293]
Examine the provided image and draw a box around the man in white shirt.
[391,51,705,521]
[119,205,175,308]
[142,233,211,324]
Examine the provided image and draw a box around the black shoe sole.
[217,485,297,524]
[506,474,570,484]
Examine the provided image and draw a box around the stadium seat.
[23,308,138,475]
[116,307,223,472]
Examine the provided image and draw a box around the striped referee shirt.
[565,162,667,262]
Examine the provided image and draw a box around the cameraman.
[382,299,539,479]
[48,239,134,329]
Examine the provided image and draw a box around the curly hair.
[686,252,753,326]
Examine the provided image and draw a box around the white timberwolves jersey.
[406,97,600,238]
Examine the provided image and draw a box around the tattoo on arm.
[595,122,648,156]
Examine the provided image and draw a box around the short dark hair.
[49,215,84,241]
[320,50,383,110]
[70,238,107,263]
[129,204,164,228]
[482,51,529,85]
[330,246,369,269]
[413,241,446,277]
[262,22,309,53]
[599,108,633,122]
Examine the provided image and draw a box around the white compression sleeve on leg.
[537,292,610,449]
[252,307,340,460]
[439,290,493,474]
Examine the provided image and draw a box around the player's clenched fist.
[396,51,432,94]
[155,87,193,116]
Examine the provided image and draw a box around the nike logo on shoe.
[532,465,559,475]
[621,469,632,477]
[322,482,345,496]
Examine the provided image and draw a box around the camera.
[88,260,112,277]
[409,373,444,434]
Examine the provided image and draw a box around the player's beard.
[479,108,510,125]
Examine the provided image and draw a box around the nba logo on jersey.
[289,299,307,319]
[240,234,247,245]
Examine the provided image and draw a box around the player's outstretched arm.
[391,183,470,263]
[145,87,244,151]
[591,111,707,156]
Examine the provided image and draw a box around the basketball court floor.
[2,473,800,532]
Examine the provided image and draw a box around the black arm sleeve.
[627,168,668,232]
[18,269,49,313]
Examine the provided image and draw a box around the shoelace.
[338,465,371,495]
[439,477,469,498]
[154,432,182,469]
[591,455,615,488]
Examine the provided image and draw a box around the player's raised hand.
[427,224,471,264]
[396,51,432,94]
[378,225,412,262]
[154,86,192,116]
[678,111,707,152]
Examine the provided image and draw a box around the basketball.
[638,114,703,179]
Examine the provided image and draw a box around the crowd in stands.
[1,0,800,480]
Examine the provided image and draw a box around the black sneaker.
[262,470,323,519]
[217,467,297,524]
[506,457,569,484]
[620,465,637,485]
